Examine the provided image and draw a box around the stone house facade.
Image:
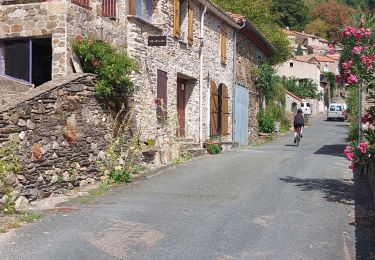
[126,0,238,159]
[0,0,126,85]
[0,0,275,153]
[228,14,275,144]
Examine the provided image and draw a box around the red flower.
[91,59,99,66]
[154,98,161,106]
[77,34,84,43]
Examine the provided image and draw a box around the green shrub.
[108,168,132,183]
[207,144,222,154]
[72,36,138,100]
[349,123,359,141]
[257,108,275,133]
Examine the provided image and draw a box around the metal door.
[233,84,249,145]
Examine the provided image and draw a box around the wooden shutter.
[219,84,229,135]
[210,81,219,136]
[129,0,136,15]
[188,4,193,44]
[221,29,227,64]
[173,0,181,38]
[157,70,168,118]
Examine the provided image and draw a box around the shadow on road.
[314,144,347,158]
[284,144,297,147]
[280,175,375,259]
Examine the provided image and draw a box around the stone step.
[187,147,207,157]
[181,142,201,150]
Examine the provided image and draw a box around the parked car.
[301,102,312,115]
[327,103,346,121]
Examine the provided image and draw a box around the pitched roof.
[327,54,340,60]
[311,55,335,63]
[282,29,328,42]
[227,13,276,57]
[285,89,301,101]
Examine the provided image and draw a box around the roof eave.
[238,21,276,57]
[197,0,240,29]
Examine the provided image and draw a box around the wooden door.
[219,84,230,135]
[177,78,186,137]
[210,81,219,136]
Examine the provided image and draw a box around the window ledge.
[127,15,163,33]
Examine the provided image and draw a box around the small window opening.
[290,62,293,67]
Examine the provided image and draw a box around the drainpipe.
[199,5,207,147]
[232,22,246,143]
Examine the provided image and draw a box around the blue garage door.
[234,84,249,145]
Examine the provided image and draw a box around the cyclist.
[294,108,304,143]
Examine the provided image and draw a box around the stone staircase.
[0,76,34,106]
[179,138,207,157]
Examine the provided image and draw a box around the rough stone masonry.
[0,74,112,206]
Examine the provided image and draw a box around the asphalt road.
[0,116,358,260]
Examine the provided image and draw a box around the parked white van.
[300,102,312,115]
[327,103,346,121]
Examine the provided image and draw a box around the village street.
[0,115,374,260]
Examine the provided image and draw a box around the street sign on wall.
[148,36,167,46]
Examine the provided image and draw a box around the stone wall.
[0,0,126,78]
[126,0,235,150]
[0,74,111,203]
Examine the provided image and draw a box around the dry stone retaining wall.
[0,74,112,204]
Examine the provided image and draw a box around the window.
[129,0,152,21]
[306,103,310,107]
[221,29,227,64]
[156,70,168,118]
[330,105,335,111]
[187,4,194,44]
[336,105,342,111]
[290,62,294,68]
[102,0,117,18]
[301,103,305,107]
[71,0,90,9]
[0,38,52,86]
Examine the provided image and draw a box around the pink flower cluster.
[361,54,374,71]
[352,45,363,55]
[76,34,84,43]
[91,59,99,66]
[358,141,369,154]
[342,26,371,39]
[154,98,161,106]
[344,146,354,161]
[341,60,353,70]
[361,113,374,124]
[346,74,358,85]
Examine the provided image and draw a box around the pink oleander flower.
[358,141,369,154]
[88,38,94,44]
[76,34,84,43]
[346,152,354,161]
[154,98,161,106]
[335,75,343,84]
[91,59,99,66]
[329,49,336,54]
[361,114,370,124]
[346,74,358,85]
[342,60,353,70]
[352,46,363,55]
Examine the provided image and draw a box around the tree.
[281,77,318,99]
[213,0,291,64]
[310,0,353,38]
[296,44,303,55]
[305,18,330,38]
[272,0,309,31]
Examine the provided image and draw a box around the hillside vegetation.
[213,0,374,63]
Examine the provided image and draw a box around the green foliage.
[280,76,318,99]
[19,211,41,223]
[272,0,309,31]
[253,64,277,103]
[212,0,291,64]
[171,152,192,165]
[296,44,303,55]
[72,36,138,100]
[322,72,338,98]
[258,108,276,133]
[305,18,330,38]
[108,168,132,183]
[207,144,222,155]
[0,141,22,214]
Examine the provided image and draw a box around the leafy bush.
[72,36,138,100]
[108,168,132,183]
[207,144,222,155]
[257,108,275,133]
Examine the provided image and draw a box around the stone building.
[228,13,276,144]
